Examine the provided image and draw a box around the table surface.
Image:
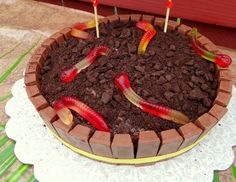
[0,0,235,181]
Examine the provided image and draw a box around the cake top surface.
[39,19,218,137]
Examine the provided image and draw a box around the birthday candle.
[164,0,173,33]
[191,28,232,67]
[115,73,190,125]
[54,96,110,131]
[92,0,100,38]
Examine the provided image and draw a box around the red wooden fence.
[82,0,236,28]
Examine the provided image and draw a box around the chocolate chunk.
[188,88,205,101]
[130,55,137,61]
[135,65,145,73]
[167,61,173,67]
[171,82,180,92]
[209,90,217,99]
[165,74,172,81]
[104,70,114,78]
[201,84,209,92]
[195,70,204,76]
[143,52,150,58]
[163,83,171,91]
[148,97,158,103]
[164,91,174,101]
[185,60,194,66]
[135,79,144,85]
[148,49,156,56]
[154,63,162,70]
[113,94,122,102]
[203,98,212,107]
[197,105,208,115]
[101,89,113,104]
[111,30,121,37]
[115,41,120,48]
[152,70,165,76]
[188,82,194,88]
[169,44,176,51]
[86,72,99,82]
[156,76,167,85]
[127,43,137,53]
[120,29,131,38]
[166,51,174,57]
[82,47,90,55]
[142,90,150,97]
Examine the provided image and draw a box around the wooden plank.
[82,0,236,28]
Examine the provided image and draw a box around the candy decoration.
[136,21,156,54]
[71,28,91,40]
[54,96,110,132]
[164,0,173,33]
[176,18,181,24]
[60,46,109,82]
[74,20,96,30]
[138,30,156,55]
[136,21,155,32]
[92,0,100,38]
[191,28,232,67]
[115,73,190,125]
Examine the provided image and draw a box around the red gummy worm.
[136,21,155,32]
[138,30,156,54]
[74,20,96,31]
[60,46,109,83]
[191,28,232,67]
[54,96,110,132]
[115,73,190,124]
[71,28,90,40]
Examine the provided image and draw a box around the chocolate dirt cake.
[24,14,233,164]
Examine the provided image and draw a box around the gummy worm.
[138,30,156,55]
[71,20,96,39]
[60,46,109,82]
[53,96,110,132]
[74,20,96,30]
[191,28,232,68]
[71,28,91,40]
[115,73,190,125]
[136,21,155,32]
[136,21,156,54]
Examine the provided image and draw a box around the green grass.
[27,174,37,182]
[176,18,181,24]
[0,154,17,178]
[0,42,22,59]
[0,135,9,148]
[213,171,220,182]
[0,142,15,165]
[231,165,236,181]
[0,36,41,84]
[0,124,6,132]
[0,93,13,102]
[5,164,31,182]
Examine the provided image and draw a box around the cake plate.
[5,79,236,182]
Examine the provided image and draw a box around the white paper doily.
[5,79,236,182]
